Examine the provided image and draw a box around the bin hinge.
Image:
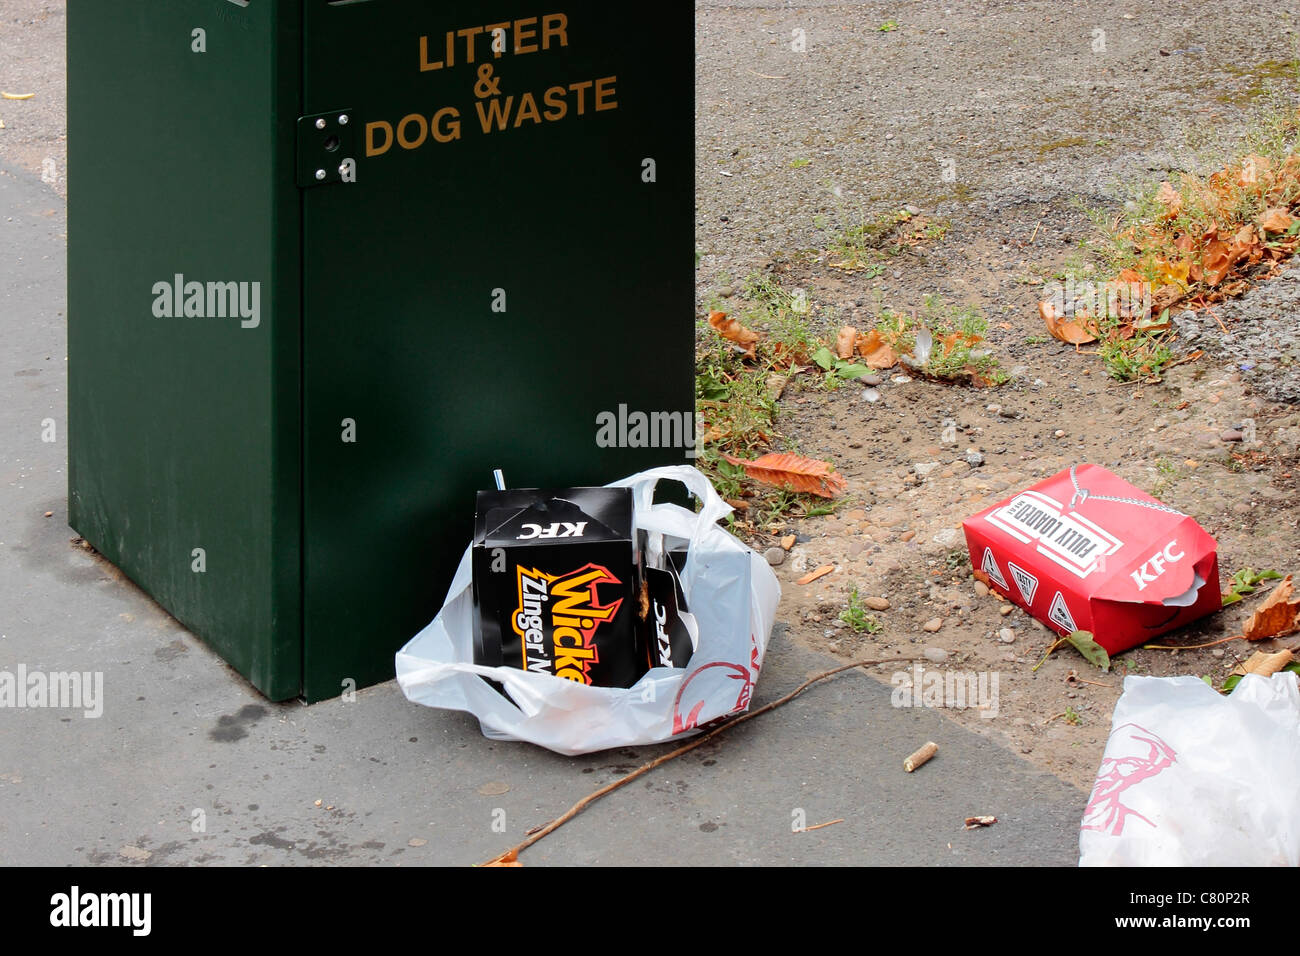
[296,110,357,188]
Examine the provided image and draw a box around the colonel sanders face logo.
[1080,722,1177,836]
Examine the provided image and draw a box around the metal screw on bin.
[315,118,326,130]
[315,169,326,180]
[338,114,349,125]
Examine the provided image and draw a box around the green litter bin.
[67,0,693,702]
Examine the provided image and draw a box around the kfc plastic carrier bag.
[395,466,781,755]
[1079,673,1300,866]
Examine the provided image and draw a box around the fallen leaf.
[1260,207,1295,234]
[481,850,523,867]
[408,837,428,847]
[708,310,759,359]
[765,372,788,401]
[1242,575,1300,641]
[1067,630,1110,671]
[855,328,898,368]
[835,326,858,359]
[1155,181,1182,219]
[477,781,510,796]
[796,564,835,585]
[721,452,848,498]
[1201,239,1237,286]
[1231,648,1294,678]
[963,815,997,829]
[1039,300,1096,345]
[1153,257,1190,288]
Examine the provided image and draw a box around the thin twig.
[1069,676,1111,688]
[802,818,844,832]
[480,654,925,866]
[1028,219,1042,244]
[1144,634,1244,650]
[1206,305,1230,335]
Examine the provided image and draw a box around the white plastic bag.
[1079,672,1300,866]
[394,465,781,755]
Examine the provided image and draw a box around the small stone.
[923,647,948,662]
[904,204,920,215]
[929,528,960,549]
[408,837,428,847]
[1002,652,1017,662]
[922,617,943,633]
[764,547,786,566]
[1053,429,1065,438]
[998,628,1015,644]
[964,450,984,467]
[914,461,941,477]
[891,374,913,384]
[718,285,734,298]
[1220,429,1243,442]
[119,845,152,863]
[986,403,1002,415]
[999,604,1015,616]
[865,596,890,610]
[1211,648,1225,658]
[973,581,990,598]
[862,374,882,386]
[781,534,796,550]
[477,781,510,796]
[899,530,916,542]
[847,540,865,557]
[861,388,881,403]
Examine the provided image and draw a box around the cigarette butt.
[904,741,938,772]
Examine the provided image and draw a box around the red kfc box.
[962,464,1220,654]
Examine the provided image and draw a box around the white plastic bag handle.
[610,464,733,527]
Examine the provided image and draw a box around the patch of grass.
[789,158,812,169]
[1064,706,1082,726]
[1023,334,1049,345]
[840,588,883,633]
[825,206,911,272]
[1074,87,1300,305]
[944,547,971,572]
[1097,326,1176,382]
[875,296,1008,386]
[877,19,899,32]
[1036,135,1091,156]
[696,275,839,532]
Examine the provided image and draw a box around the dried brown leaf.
[1242,575,1300,641]
[708,310,760,359]
[796,564,835,585]
[721,452,848,498]
[855,328,899,369]
[836,326,858,360]
[1039,300,1097,345]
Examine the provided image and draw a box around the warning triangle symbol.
[1008,562,1038,606]
[1048,591,1077,633]
[980,548,1008,590]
